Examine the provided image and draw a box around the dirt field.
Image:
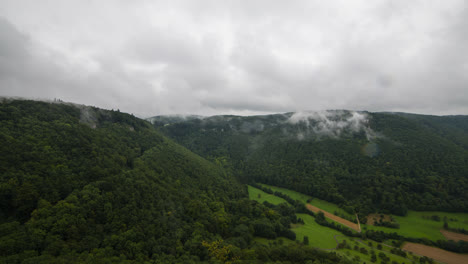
[440,229,468,242]
[402,242,468,264]
[306,204,360,232]
[366,213,393,226]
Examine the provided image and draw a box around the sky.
[0,0,467,117]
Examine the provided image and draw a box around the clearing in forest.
[259,184,355,218]
[292,213,343,249]
[306,204,360,232]
[365,211,468,241]
[248,185,288,205]
[402,242,468,264]
[366,213,394,225]
[440,229,468,242]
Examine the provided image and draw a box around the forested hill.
[153,111,468,217]
[0,100,349,263]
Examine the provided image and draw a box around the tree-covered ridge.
[0,100,163,223]
[154,111,468,216]
[1,100,357,263]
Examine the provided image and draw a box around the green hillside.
[154,111,468,217]
[0,100,350,264]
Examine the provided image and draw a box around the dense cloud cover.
[1,0,467,117]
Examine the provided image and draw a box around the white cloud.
[288,110,376,139]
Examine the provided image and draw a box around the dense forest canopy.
[1,99,468,263]
[0,100,351,263]
[154,110,468,217]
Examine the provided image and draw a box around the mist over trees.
[0,100,354,263]
[155,111,468,217]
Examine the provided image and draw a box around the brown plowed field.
[306,204,360,232]
[402,242,468,264]
[440,229,468,242]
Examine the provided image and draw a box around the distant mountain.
[147,114,205,126]
[154,110,468,216]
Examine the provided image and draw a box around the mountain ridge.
[154,110,468,216]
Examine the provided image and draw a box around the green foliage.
[248,185,288,205]
[0,100,328,263]
[155,112,468,215]
[292,214,343,249]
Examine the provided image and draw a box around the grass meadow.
[247,184,460,263]
[248,185,288,205]
[364,211,468,241]
[260,184,354,218]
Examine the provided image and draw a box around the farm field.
[258,183,468,242]
[248,185,288,205]
[247,184,463,264]
[364,211,468,241]
[403,242,468,264]
[248,186,344,249]
[260,184,354,218]
[292,213,343,249]
[440,229,468,242]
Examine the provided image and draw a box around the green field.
[248,185,289,205]
[247,184,448,263]
[259,184,311,202]
[292,213,343,249]
[259,183,468,242]
[260,184,354,218]
[308,198,355,219]
[364,211,468,241]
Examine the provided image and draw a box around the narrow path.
[306,204,360,232]
[355,213,361,232]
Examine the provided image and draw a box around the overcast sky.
[1,0,467,117]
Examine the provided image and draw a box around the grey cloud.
[1,1,468,116]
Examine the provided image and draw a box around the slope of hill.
[153,110,468,217]
[0,100,350,263]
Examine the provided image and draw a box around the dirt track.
[402,242,468,264]
[440,229,468,242]
[306,204,360,232]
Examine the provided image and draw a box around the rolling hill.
[0,99,349,263]
[152,110,468,217]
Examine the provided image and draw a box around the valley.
[248,183,468,264]
[1,100,467,263]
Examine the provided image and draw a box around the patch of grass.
[248,185,289,205]
[260,183,355,219]
[364,211,468,241]
[292,213,342,249]
[259,184,311,203]
[308,198,354,219]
